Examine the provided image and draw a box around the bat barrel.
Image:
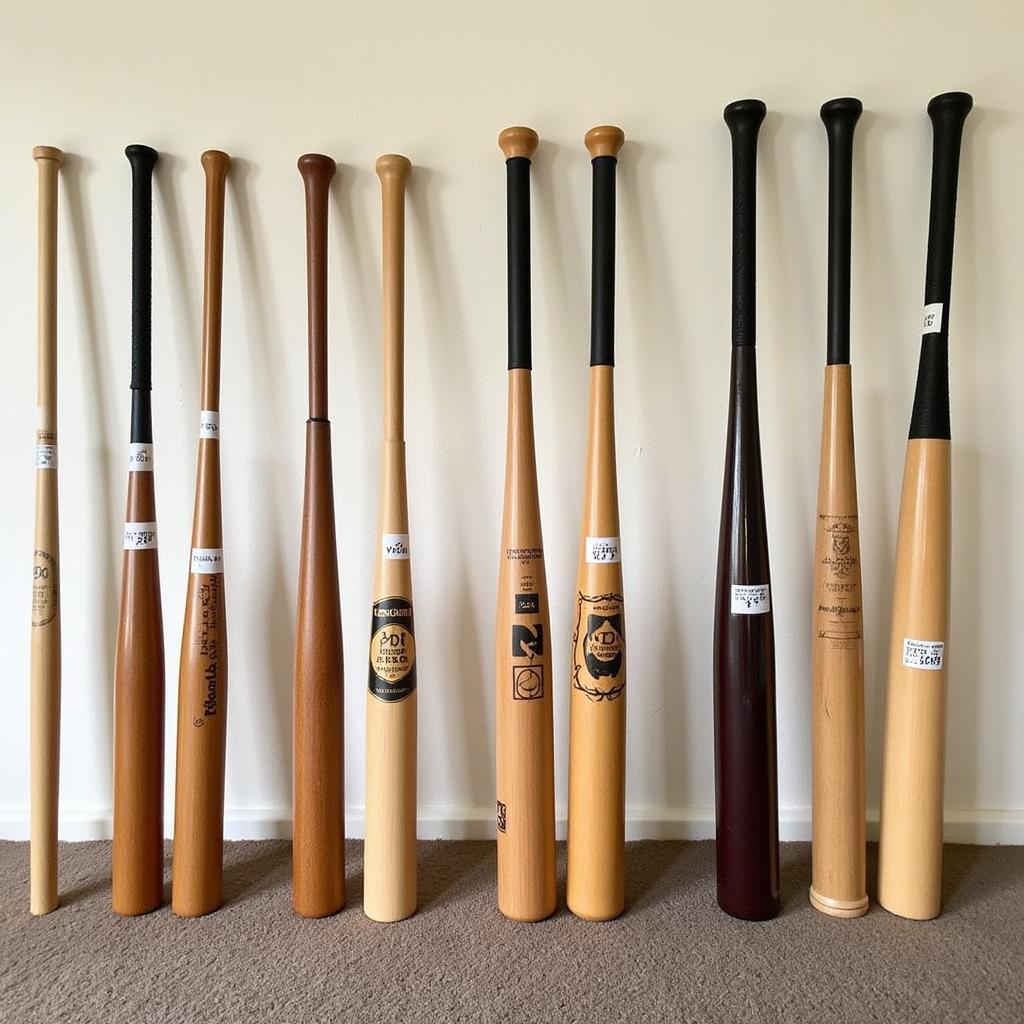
[724,99,766,348]
[820,98,861,365]
[298,153,336,420]
[586,126,624,366]
[500,127,538,371]
[910,92,972,441]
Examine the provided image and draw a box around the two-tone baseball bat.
[878,91,972,921]
[567,125,627,922]
[30,145,64,916]
[113,144,165,916]
[363,153,417,922]
[172,150,231,918]
[713,99,779,921]
[809,99,868,919]
[495,127,556,922]
[293,153,345,918]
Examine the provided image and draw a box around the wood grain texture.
[113,469,165,915]
[30,145,63,916]
[878,438,951,921]
[567,366,626,921]
[363,154,417,923]
[809,365,867,918]
[172,150,230,918]
[292,154,344,918]
[495,370,556,921]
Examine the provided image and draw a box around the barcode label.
[731,584,771,615]
[124,522,158,549]
[922,303,944,334]
[586,536,621,563]
[902,638,944,671]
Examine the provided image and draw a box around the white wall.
[0,1,1020,843]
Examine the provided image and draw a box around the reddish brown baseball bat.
[292,153,345,918]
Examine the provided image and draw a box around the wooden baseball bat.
[495,127,556,922]
[809,99,868,919]
[113,144,165,916]
[878,91,972,922]
[713,99,779,921]
[292,153,345,918]
[566,125,627,922]
[172,149,231,918]
[30,144,63,916]
[363,153,416,922]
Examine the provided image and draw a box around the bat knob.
[201,149,231,180]
[927,91,973,129]
[724,99,767,137]
[32,145,64,166]
[498,126,539,161]
[820,97,863,135]
[585,125,625,160]
[125,144,159,175]
[375,153,412,186]
[298,152,337,188]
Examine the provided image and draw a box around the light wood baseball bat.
[30,144,63,916]
[172,149,231,918]
[363,153,417,922]
[878,91,972,921]
[809,99,868,919]
[113,144,165,916]
[714,100,779,921]
[293,153,345,918]
[566,125,627,922]
[495,127,556,922]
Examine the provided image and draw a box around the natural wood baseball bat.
[113,144,165,916]
[172,149,231,918]
[30,144,63,917]
[809,99,868,919]
[363,153,417,922]
[495,127,556,922]
[878,91,972,922]
[713,100,779,921]
[566,125,627,922]
[293,153,345,918]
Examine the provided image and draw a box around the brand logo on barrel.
[368,597,417,702]
[511,622,543,659]
[512,664,544,701]
[496,800,507,833]
[514,592,539,615]
[31,549,59,627]
[572,592,625,702]
[822,516,857,581]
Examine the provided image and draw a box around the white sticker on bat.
[902,638,944,670]
[922,303,944,334]
[731,584,771,614]
[128,443,154,471]
[35,444,57,469]
[124,522,158,550]
[382,533,410,560]
[586,536,621,563]
[199,411,220,439]
[191,548,224,574]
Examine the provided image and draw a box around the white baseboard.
[1,806,1021,844]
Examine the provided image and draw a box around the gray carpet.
[1,840,1021,1023]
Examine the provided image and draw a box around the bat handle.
[298,154,337,421]
[585,126,624,367]
[499,128,538,371]
[820,99,862,366]
[910,91,972,441]
[724,99,767,348]
[200,150,230,412]
[126,145,158,444]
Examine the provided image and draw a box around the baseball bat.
[363,153,417,922]
[878,91,972,921]
[30,145,63,916]
[495,127,556,922]
[809,99,868,919]
[113,144,165,916]
[172,149,231,918]
[566,125,627,922]
[293,153,345,918]
[713,99,779,921]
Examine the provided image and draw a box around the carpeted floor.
[1,840,1021,1023]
